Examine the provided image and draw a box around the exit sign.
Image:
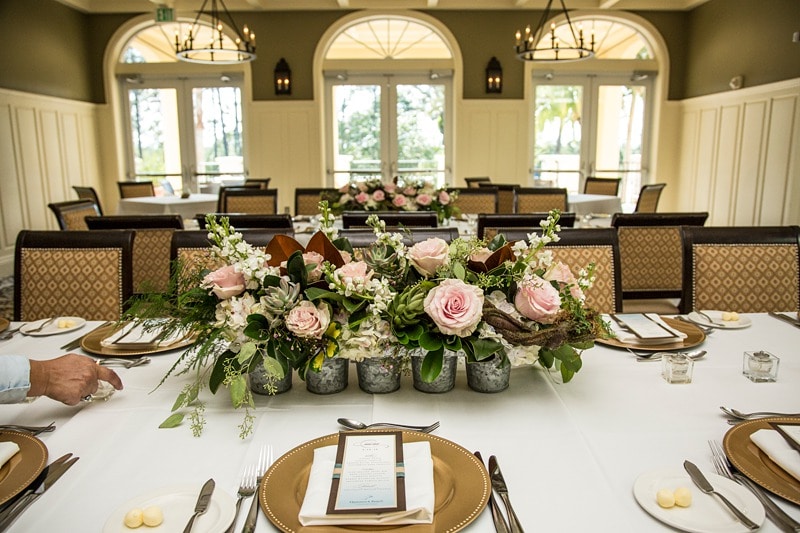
[156,6,174,22]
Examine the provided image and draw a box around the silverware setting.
[709,440,800,533]
[59,321,113,351]
[0,324,25,341]
[695,310,727,327]
[22,317,56,334]
[488,455,525,533]
[626,348,707,362]
[720,407,800,420]
[242,444,273,533]
[683,460,760,530]
[674,315,714,333]
[0,422,56,436]
[474,451,509,533]
[768,311,800,329]
[225,465,257,533]
[337,418,440,433]
[97,356,151,368]
[183,478,215,533]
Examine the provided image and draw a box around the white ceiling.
[56,0,710,13]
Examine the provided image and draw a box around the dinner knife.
[683,461,759,530]
[768,312,800,329]
[183,478,215,533]
[488,456,525,533]
[475,451,509,533]
[59,321,112,351]
[731,471,800,533]
[0,455,79,531]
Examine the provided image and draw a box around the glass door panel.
[396,84,446,188]
[128,87,182,195]
[191,86,245,194]
[331,84,382,188]
[533,84,584,192]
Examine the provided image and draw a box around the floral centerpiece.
[127,204,607,438]
[322,178,458,222]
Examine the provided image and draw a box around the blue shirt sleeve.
[0,355,31,404]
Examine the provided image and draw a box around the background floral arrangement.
[321,178,458,222]
[128,205,606,438]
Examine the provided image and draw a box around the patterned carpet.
[0,277,13,321]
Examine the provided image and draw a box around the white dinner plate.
[20,317,86,337]
[103,483,235,533]
[688,311,752,329]
[633,468,764,533]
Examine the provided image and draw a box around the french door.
[532,74,652,207]
[326,74,450,188]
[121,74,245,195]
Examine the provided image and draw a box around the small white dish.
[20,317,86,337]
[688,310,752,329]
[103,483,235,533]
[633,467,764,532]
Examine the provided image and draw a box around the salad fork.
[242,444,273,533]
[720,407,800,420]
[225,465,257,533]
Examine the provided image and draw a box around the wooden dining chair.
[477,213,576,240]
[14,230,134,321]
[244,178,271,189]
[680,226,800,314]
[194,214,293,230]
[449,187,498,214]
[339,227,459,253]
[72,185,104,215]
[513,187,568,214]
[341,211,438,229]
[464,176,491,188]
[118,181,156,198]
[583,177,621,196]
[479,183,517,214]
[47,199,101,230]
[218,187,278,214]
[295,188,339,216]
[633,183,666,213]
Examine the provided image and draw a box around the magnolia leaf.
[420,348,444,382]
[469,338,503,360]
[443,336,462,353]
[306,287,343,302]
[229,374,248,407]
[342,298,365,313]
[306,231,346,268]
[159,413,184,429]
[264,234,304,268]
[419,331,443,351]
[332,237,354,254]
[286,251,308,285]
[404,324,424,341]
[262,274,283,288]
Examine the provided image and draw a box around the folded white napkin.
[100,321,186,348]
[750,429,800,482]
[299,441,434,526]
[605,313,687,346]
[0,441,21,469]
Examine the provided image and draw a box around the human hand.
[28,354,124,405]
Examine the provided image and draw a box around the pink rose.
[423,279,484,337]
[408,238,449,277]
[469,247,493,263]
[514,274,561,323]
[334,260,372,285]
[355,191,369,204]
[392,195,407,208]
[339,184,350,193]
[384,183,397,193]
[416,193,432,206]
[403,187,416,196]
[339,250,352,264]
[202,265,245,299]
[357,182,368,192]
[438,190,450,205]
[372,189,385,202]
[286,301,331,339]
[303,251,325,282]
[544,261,584,301]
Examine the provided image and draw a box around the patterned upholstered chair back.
[477,213,576,240]
[14,230,134,321]
[464,177,491,188]
[118,181,155,198]
[514,188,568,213]
[47,200,101,230]
[680,226,800,314]
[342,211,438,229]
[633,183,666,213]
[218,188,278,214]
[195,214,293,230]
[479,183,517,214]
[244,178,271,189]
[449,187,498,214]
[72,186,104,215]
[583,177,621,196]
[340,227,459,259]
[295,188,338,216]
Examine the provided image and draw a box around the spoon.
[719,407,800,420]
[337,418,440,433]
[634,350,707,362]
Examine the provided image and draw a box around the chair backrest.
[479,183,517,214]
[514,187,568,213]
[339,227,460,249]
[244,178,271,189]
[583,177,621,196]
[477,213,576,240]
[634,183,666,213]
[72,185,104,215]
[464,176,491,188]
[47,199,101,230]
[218,187,278,214]
[85,215,184,230]
[680,226,800,313]
[194,214,293,229]
[295,188,338,216]
[449,187,498,214]
[118,181,155,198]
[611,212,709,228]
[341,211,438,229]
[14,230,134,321]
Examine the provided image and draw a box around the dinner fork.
[719,407,800,420]
[242,444,273,533]
[709,440,800,532]
[225,465,257,533]
[0,422,56,435]
[0,325,25,341]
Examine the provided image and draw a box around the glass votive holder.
[662,353,694,384]
[743,351,779,382]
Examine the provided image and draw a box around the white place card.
[612,313,680,340]
[326,431,406,515]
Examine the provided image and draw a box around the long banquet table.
[116,194,219,221]
[1,314,798,532]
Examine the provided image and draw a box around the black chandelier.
[175,0,256,64]
[515,0,594,62]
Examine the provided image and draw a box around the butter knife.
[683,461,760,530]
[488,456,525,533]
[768,312,800,329]
[183,478,215,533]
[475,452,509,533]
[59,321,112,351]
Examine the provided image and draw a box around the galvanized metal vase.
[411,353,458,393]
[466,356,510,393]
[356,357,401,394]
[249,365,292,395]
[306,357,349,394]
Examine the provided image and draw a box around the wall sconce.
[274,58,291,95]
[486,56,502,94]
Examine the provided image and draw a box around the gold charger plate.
[723,417,800,505]
[0,318,8,333]
[260,431,490,533]
[0,431,48,506]
[596,317,706,352]
[80,323,195,357]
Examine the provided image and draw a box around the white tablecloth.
[568,193,623,218]
[1,315,798,531]
[116,194,219,221]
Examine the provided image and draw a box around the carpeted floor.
[0,276,13,321]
